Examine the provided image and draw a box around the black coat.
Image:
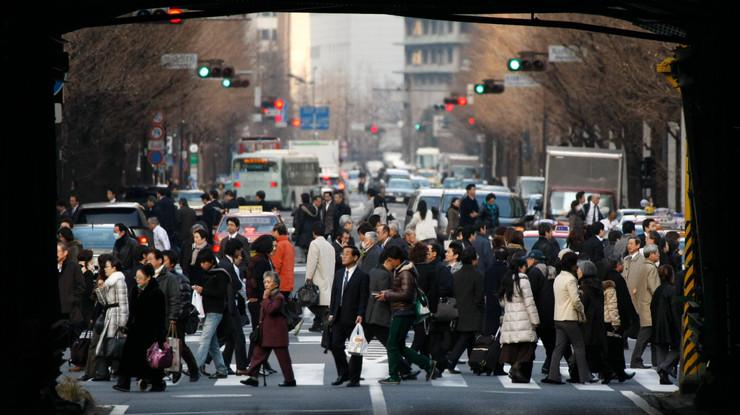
[58,259,85,322]
[154,196,177,235]
[579,275,606,348]
[484,260,506,335]
[218,256,242,315]
[414,261,440,314]
[200,267,230,314]
[219,233,250,259]
[604,269,637,335]
[119,278,167,380]
[329,267,369,327]
[113,236,139,272]
[176,206,197,241]
[360,244,383,274]
[452,264,484,332]
[531,237,561,266]
[202,200,223,232]
[526,265,548,321]
[651,282,681,347]
[321,202,337,236]
[246,254,272,300]
[459,196,479,227]
[294,204,320,249]
[581,236,605,263]
[436,260,454,298]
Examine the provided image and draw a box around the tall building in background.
[403,19,471,157]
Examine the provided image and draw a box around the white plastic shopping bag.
[192,291,205,318]
[347,323,368,356]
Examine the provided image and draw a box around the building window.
[260,29,270,40]
[413,20,422,36]
[431,21,437,34]
[412,50,422,65]
[447,47,453,63]
[423,20,429,34]
[406,19,414,36]
[431,49,438,64]
[272,29,278,40]
[448,21,454,33]
[460,22,471,33]
[422,49,429,64]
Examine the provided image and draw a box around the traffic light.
[369,124,379,135]
[228,78,250,88]
[507,58,522,71]
[473,79,504,94]
[414,123,424,132]
[433,104,445,111]
[457,97,468,106]
[656,46,693,89]
[197,65,211,78]
[274,98,285,110]
[134,8,185,24]
[168,8,183,24]
[290,118,301,127]
[507,54,547,72]
[467,117,476,126]
[196,62,233,79]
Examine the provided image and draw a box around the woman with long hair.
[446,198,461,237]
[566,226,585,253]
[406,200,438,242]
[498,257,540,383]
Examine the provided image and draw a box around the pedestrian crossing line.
[631,369,678,392]
[297,336,322,342]
[295,266,307,273]
[293,363,325,385]
[362,360,389,382]
[497,365,541,389]
[432,372,467,388]
[558,368,613,391]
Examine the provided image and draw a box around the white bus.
[230,150,320,210]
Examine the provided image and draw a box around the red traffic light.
[444,103,455,112]
[168,8,183,24]
[290,118,301,127]
[467,117,476,125]
[275,114,283,123]
[370,124,379,134]
[275,98,285,110]
[457,97,468,106]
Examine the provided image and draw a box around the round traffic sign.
[148,150,164,165]
[150,126,164,140]
[152,111,165,125]
[189,143,199,153]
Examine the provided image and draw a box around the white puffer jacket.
[406,211,438,241]
[500,273,540,344]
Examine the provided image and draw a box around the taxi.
[213,205,287,252]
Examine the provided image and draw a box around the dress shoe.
[149,382,166,392]
[241,377,259,387]
[378,377,400,385]
[541,378,565,385]
[401,370,420,381]
[617,371,635,382]
[331,376,349,386]
[209,372,228,379]
[235,369,250,376]
[630,362,650,369]
[658,370,673,385]
[279,380,297,387]
[112,384,130,392]
[601,373,615,385]
[171,372,182,384]
[227,368,236,375]
[189,372,200,382]
[92,376,110,382]
[200,365,212,377]
[308,326,323,333]
[346,381,361,387]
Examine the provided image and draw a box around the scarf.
[191,240,207,266]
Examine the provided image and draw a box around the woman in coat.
[445,247,484,373]
[294,193,319,257]
[114,264,167,392]
[445,198,461,238]
[577,260,613,383]
[499,258,540,383]
[603,259,636,382]
[651,265,682,385]
[241,272,296,387]
[246,235,277,373]
[406,200,438,242]
[92,257,129,380]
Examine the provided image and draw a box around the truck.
[440,153,480,178]
[288,139,339,175]
[543,146,625,220]
[415,147,441,184]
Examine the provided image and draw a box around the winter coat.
[113,236,139,270]
[272,235,296,293]
[484,260,506,335]
[365,266,393,327]
[201,267,230,314]
[479,202,500,230]
[650,282,682,348]
[154,196,177,235]
[459,196,479,227]
[553,270,585,322]
[94,271,129,355]
[500,274,540,344]
[446,207,460,236]
[153,266,182,321]
[531,237,561,266]
[406,211,438,242]
[294,204,319,249]
[579,274,605,347]
[246,254,273,301]
[119,278,167,380]
[603,280,620,328]
[526,264,548,321]
[306,236,336,306]
[321,202,337,236]
[452,264,485,332]
[58,258,85,322]
[384,261,418,316]
[472,233,493,274]
[623,254,660,327]
[581,236,605,263]
[604,269,636,335]
[258,291,290,348]
[176,206,197,242]
[360,243,382,274]
[414,261,440,314]
[333,202,352,234]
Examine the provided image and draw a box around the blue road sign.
[315,106,330,130]
[300,106,315,130]
[53,80,63,96]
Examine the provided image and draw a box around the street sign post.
[147,150,164,166]
[548,45,584,62]
[504,73,539,88]
[147,140,165,151]
[161,53,198,69]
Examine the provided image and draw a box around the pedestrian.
[624,242,660,369]
[218,239,249,377]
[113,264,167,392]
[201,192,222,234]
[639,218,659,247]
[255,190,266,208]
[293,193,320,261]
[147,249,181,331]
[333,192,352,235]
[219,216,250,258]
[484,247,507,336]
[531,222,561,266]
[603,230,622,264]
[470,222,493,274]
[358,188,377,223]
[57,241,85,327]
[240,272,297,387]
[56,199,71,226]
[583,193,604,226]
[613,221,636,261]
[577,259,612,383]
[148,217,171,251]
[91,256,129,381]
[601,211,619,233]
[409,242,439,356]
[58,227,83,271]
[162,250,200,382]
[67,194,82,223]
[183,228,211,286]
[328,246,369,387]
[528,250,558,374]
[404,229,417,248]
[332,229,352,270]
[479,193,500,234]
[321,190,336,238]
[359,231,383,273]
[374,246,440,384]
[154,188,177,242]
[602,259,636,382]
[176,198,197,250]
[566,225,585,253]
[385,223,407,251]
[339,215,357,247]
[459,184,480,228]
[445,247,485,374]
[506,230,526,260]
[191,249,231,380]
[112,223,138,273]
[222,190,239,210]
[567,200,586,232]
[77,249,97,343]
[581,222,606,263]
[664,231,683,274]
[406,200,438,242]
[106,188,118,203]
[445,240,464,274]
[499,257,540,383]
[305,223,336,332]
[427,242,456,376]
[372,196,389,225]
[245,235,278,375]
[271,223,295,296]
[446,198,461,237]
[651,265,682,385]
[144,196,157,219]
[542,251,592,384]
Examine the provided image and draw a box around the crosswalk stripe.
[432,372,467,387]
[496,364,541,389]
[631,369,678,392]
[559,368,613,391]
[293,363,325,385]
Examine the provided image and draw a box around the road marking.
[297,336,322,342]
[109,405,129,415]
[621,391,662,415]
[631,369,678,392]
[432,372,467,387]
[369,384,389,415]
[362,360,388,382]
[559,368,613,391]
[496,364,541,389]
[173,394,253,398]
[294,363,325,385]
[139,410,363,415]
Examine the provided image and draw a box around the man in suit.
[219,217,250,258]
[67,194,81,223]
[154,189,178,241]
[359,231,382,273]
[321,191,336,238]
[583,193,605,227]
[459,184,480,227]
[625,242,660,369]
[328,246,369,387]
[469,222,493,274]
[581,222,606,263]
[218,239,249,375]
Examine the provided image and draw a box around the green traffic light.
[198,66,210,78]
[414,123,422,131]
[474,84,486,94]
[221,78,232,88]
[507,58,522,71]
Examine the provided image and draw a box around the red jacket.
[259,292,289,348]
[272,235,295,293]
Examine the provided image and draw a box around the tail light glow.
[270,181,278,188]
[234,182,241,188]
[138,236,149,245]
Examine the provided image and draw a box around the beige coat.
[552,270,585,322]
[622,253,659,327]
[306,236,336,306]
[500,274,540,344]
[603,280,620,327]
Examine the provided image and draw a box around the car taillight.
[138,236,148,245]
[270,181,278,188]
[234,182,241,188]
[212,245,221,253]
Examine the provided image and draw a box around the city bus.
[230,149,320,210]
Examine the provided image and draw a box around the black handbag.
[296,282,320,307]
[320,322,332,353]
[435,297,458,322]
[105,329,126,360]
[70,330,92,366]
[249,325,262,346]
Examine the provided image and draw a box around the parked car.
[73,224,141,267]
[410,175,432,190]
[75,202,153,247]
[319,174,346,194]
[384,178,415,204]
